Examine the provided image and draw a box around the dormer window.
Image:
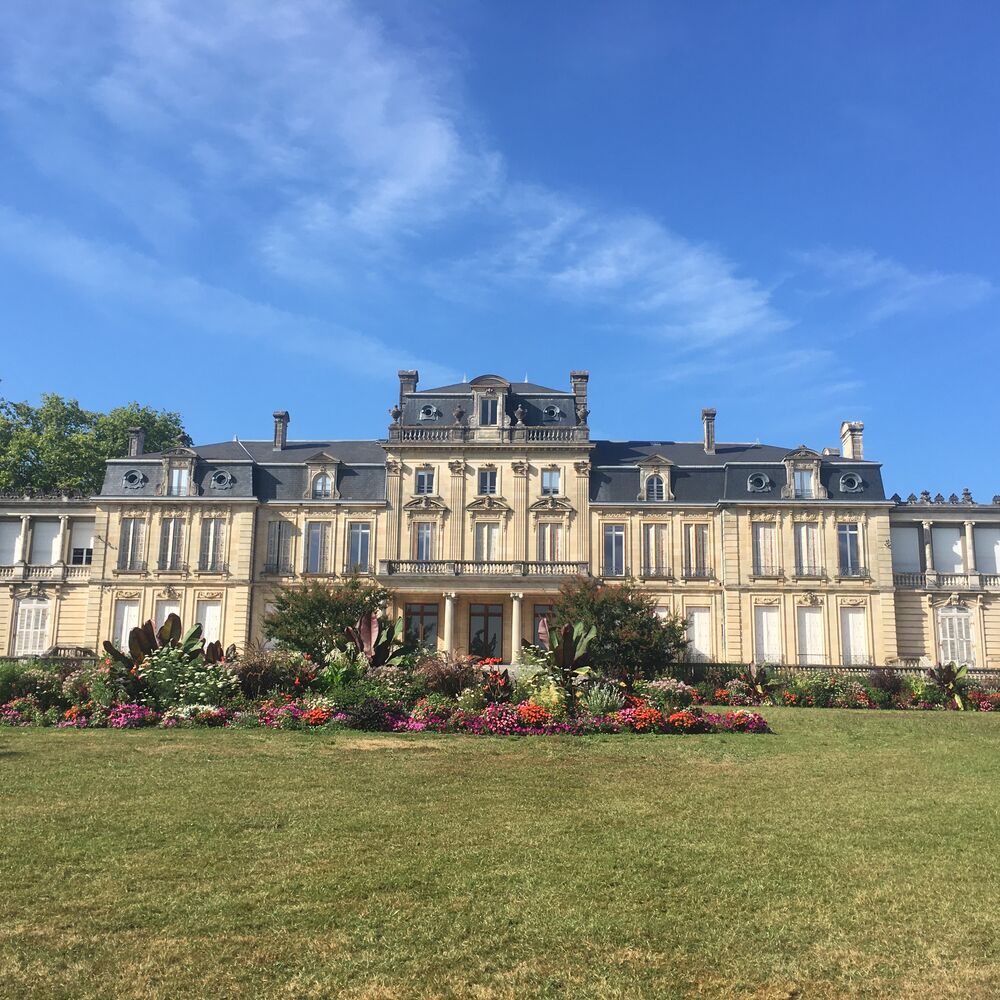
[419,404,441,421]
[312,473,333,499]
[542,405,563,423]
[840,472,864,494]
[645,475,666,502]
[122,469,146,491]
[794,469,815,499]
[415,469,435,495]
[168,467,189,496]
[479,397,498,426]
[541,469,560,496]
[747,473,772,493]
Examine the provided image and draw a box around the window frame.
[541,468,561,496]
[405,603,440,649]
[415,468,435,495]
[602,522,626,577]
[346,521,371,573]
[478,468,498,495]
[311,473,333,499]
[413,521,436,562]
[837,522,864,577]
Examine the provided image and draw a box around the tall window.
[475,521,500,561]
[70,520,95,566]
[112,599,139,649]
[265,520,294,574]
[13,598,49,656]
[683,523,710,578]
[837,523,863,576]
[347,522,371,572]
[839,607,870,666]
[541,469,561,495]
[686,607,711,662]
[478,468,497,495]
[155,599,180,628]
[0,520,19,564]
[414,522,435,561]
[405,603,439,648]
[642,523,668,576]
[28,520,60,566]
[479,397,498,425]
[603,523,625,576]
[537,522,563,561]
[118,517,145,571]
[304,521,329,574]
[645,475,665,501]
[415,469,435,495]
[158,517,185,571]
[312,473,332,499]
[168,467,189,496]
[794,522,820,576]
[195,599,222,644]
[938,606,975,666]
[533,604,554,646]
[469,603,503,659]
[753,605,782,664]
[199,518,225,572]
[796,605,824,665]
[752,522,778,576]
[793,469,814,499]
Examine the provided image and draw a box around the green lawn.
[2,711,1000,999]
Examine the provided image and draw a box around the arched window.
[937,605,976,666]
[645,475,665,501]
[312,474,332,499]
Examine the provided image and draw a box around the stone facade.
[2,369,999,668]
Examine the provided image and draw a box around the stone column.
[14,515,30,564]
[922,521,934,574]
[57,515,70,566]
[510,592,523,664]
[443,592,455,654]
[964,520,977,574]
[448,461,466,561]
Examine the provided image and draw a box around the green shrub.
[233,645,317,698]
[584,684,626,716]
[138,647,238,709]
[413,653,480,697]
[455,686,486,712]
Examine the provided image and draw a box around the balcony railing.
[380,560,590,577]
[893,572,1000,591]
[25,565,58,580]
[640,565,672,579]
[116,560,146,573]
[683,566,714,580]
[197,561,229,574]
[751,564,783,578]
[263,562,294,575]
[837,565,869,579]
[794,565,825,579]
[0,564,91,582]
[387,425,589,444]
[157,560,188,573]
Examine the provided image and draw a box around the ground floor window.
[405,603,439,649]
[195,600,222,645]
[685,606,711,662]
[14,597,49,656]
[112,599,140,649]
[155,600,180,628]
[937,605,975,666]
[469,603,503,660]
[753,604,782,664]
[533,604,554,646]
[839,606,870,666]
[796,605,825,665]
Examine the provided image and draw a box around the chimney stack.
[273,410,290,451]
[840,421,864,460]
[398,370,419,409]
[570,370,590,423]
[126,426,145,457]
[701,408,717,455]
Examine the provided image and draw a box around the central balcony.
[379,559,590,577]
[387,425,589,445]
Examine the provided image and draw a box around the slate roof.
[420,380,570,395]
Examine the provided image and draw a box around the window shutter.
[200,521,212,570]
[279,522,293,572]
[159,520,171,569]
[266,521,279,569]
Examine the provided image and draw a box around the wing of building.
[1,369,996,669]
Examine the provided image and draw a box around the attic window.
[210,470,234,491]
[168,467,189,496]
[479,398,498,426]
[542,405,563,422]
[312,474,333,499]
[747,473,772,493]
[645,475,666,501]
[122,470,146,490]
[840,472,864,494]
[419,404,441,421]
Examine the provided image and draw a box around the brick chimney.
[398,370,419,409]
[273,410,290,451]
[570,370,590,423]
[126,426,145,457]
[701,408,717,455]
[840,421,864,460]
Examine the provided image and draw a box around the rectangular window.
[28,520,60,566]
[931,525,964,574]
[265,520,294,574]
[199,518,225,572]
[541,469,560,495]
[794,521,820,576]
[683,523,710,578]
[347,522,371,573]
[796,606,824,665]
[974,526,1000,577]
[686,607,711,662]
[478,468,497,495]
[304,521,329,574]
[14,598,49,656]
[794,469,814,499]
[753,605,782,664]
[752,522,778,576]
[117,517,145,571]
[112,599,140,649]
[168,467,189,496]
[938,608,975,666]
[155,599,180,628]
[158,517,185,571]
[415,469,435,495]
[474,521,500,561]
[70,519,95,566]
[537,522,563,562]
[195,599,222,645]
[891,526,922,573]
[533,604,554,646]
[414,522,435,561]
[479,397,498,425]
[837,523,863,576]
[405,603,439,649]
[839,607,870,666]
[469,603,503,659]
[642,523,669,576]
[602,523,625,576]
[0,520,19,564]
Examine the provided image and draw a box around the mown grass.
[2,710,1000,999]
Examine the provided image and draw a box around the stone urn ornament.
[514,404,526,427]
[389,404,402,425]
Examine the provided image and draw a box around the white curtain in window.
[839,607,869,665]
[155,600,180,627]
[537,523,562,561]
[475,522,500,561]
[752,522,777,573]
[643,523,668,573]
[14,598,50,656]
[938,607,975,666]
[753,605,781,663]
[0,521,20,564]
[29,520,61,565]
[794,522,819,573]
[112,600,140,649]
[686,607,711,661]
[890,526,921,573]
[932,526,964,573]
[70,520,95,553]
[200,519,225,571]
[974,527,1000,576]
[196,600,223,644]
[796,606,824,665]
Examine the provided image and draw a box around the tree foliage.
[551,578,688,688]
[262,579,393,663]
[0,394,185,495]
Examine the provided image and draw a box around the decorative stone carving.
[448,460,468,476]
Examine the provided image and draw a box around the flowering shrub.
[138,647,238,709]
[107,703,159,729]
[645,678,697,711]
[516,701,553,726]
[616,704,665,733]
[1,697,38,727]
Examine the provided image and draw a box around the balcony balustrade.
[751,563,783,578]
[682,566,715,580]
[380,559,589,577]
[387,425,589,444]
[893,571,1000,591]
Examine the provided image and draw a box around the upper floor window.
[265,520,294,574]
[479,397,499,425]
[347,522,371,573]
[28,520,60,566]
[794,521,820,576]
[117,517,145,572]
[168,467,189,496]
[541,469,560,496]
[602,523,625,577]
[645,475,665,502]
[474,521,500,561]
[837,522,864,577]
[199,518,225,572]
[415,469,435,495]
[793,469,814,499]
[304,521,329,574]
[158,517,185,571]
[683,523,710,578]
[642,523,668,576]
[478,468,497,495]
[312,473,332,499]
[537,522,563,562]
[751,521,779,576]
[414,522,436,561]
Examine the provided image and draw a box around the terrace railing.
[379,559,590,577]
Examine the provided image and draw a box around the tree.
[551,578,687,689]
[262,579,393,663]
[0,394,185,495]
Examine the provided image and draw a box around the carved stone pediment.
[529,496,574,514]
[637,454,674,468]
[162,446,197,459]
[784,445,821,461]
[305,450,339,464]
[403,495,449,515]
[467,496,512,513]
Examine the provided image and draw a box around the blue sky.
[1,1,997,497]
